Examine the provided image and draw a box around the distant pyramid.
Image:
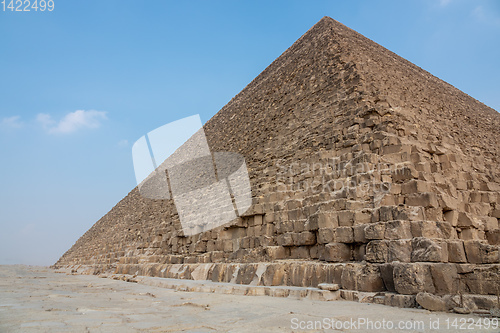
[56,17,500,311]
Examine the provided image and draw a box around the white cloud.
[37,110,107,134]
[1,115,24,129]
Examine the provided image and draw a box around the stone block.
[277,233,294,247]
[290,246,310,259]
[296,231,316,246]
[486,230,500,245]
[335,226,354,243]
[484,217,499,231]
[459,228,482,240]
[365,240,388,263]
[392,166,418,182]
[353,224,367,243]
[388,239,411,262]
[385,220,412,239]
[384,293,417,308]
[405,193,439,208]
[430,263,458,294]
[317,228,334,244]
[457,212,481,228]
[341,263,384,292]
[416,292,447,311]
[462,266,500,295]
[318,283,340,291]
[338,210,355,226]
[446,240,467,263]
[443,210,459,226]
[318,212,338,229]
[379,206,394,221]
[266,246,287,260]
[411,237,448,262]
[355,211,372,224]
[401,180,430,194]
[464,240,499,264]
[438,193,458,211]
[393,263,435,295]
[322,243,351,262]
[365,222,385,240]
[410,221,443,239]
[353,244,366,261]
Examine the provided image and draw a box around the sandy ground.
[0,265,498,332]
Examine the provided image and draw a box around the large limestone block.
[341,263,384,292]
[429,263,459,294]
[463,240,499,264]
[411,237,448,262]
[322,243,351,262]
[416,292,447,311]
[446,240,467,263]
[393,263,435,295]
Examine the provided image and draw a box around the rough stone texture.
[54,17,500,311]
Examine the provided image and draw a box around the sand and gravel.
[0,265,497,332]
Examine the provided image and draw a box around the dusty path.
[0,265,497,332]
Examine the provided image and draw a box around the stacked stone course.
[55,17,500,311]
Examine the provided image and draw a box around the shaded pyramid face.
[56,17,500,299]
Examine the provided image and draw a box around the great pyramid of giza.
[55,17,500,311]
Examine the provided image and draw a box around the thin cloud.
[473,5,500,27]
[37,110,107,134]
[1,115,24,129]
[439,0,452,7]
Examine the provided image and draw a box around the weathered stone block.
[411,237,448,262]
[265,246,287,260]
[392,166,418,182]
[335,226,354,243]
[317,228,334,244]
[290,246,310,259]
[295,231,316,246]
[341,263,384,292]
[457,212,481,228]
[338,210,355,226]
[405,193,438,208]
[464,240,499,264]
[384,293,417,308]
[486,230,500,245]
[277,233,294,247]
[365,222,385,240]
[353,224,367,243]
[393,263,435,294]
[410,221,443,239]
[429,263,458,294]
[416,292,447,311]
[446,240,467,263]
[385,220,412,239]
[401,180,430,194]
[365,240,388,263]
[443,210,459,226]
[322,243,351,262]
[388,239,411,262]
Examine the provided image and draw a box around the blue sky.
[1,0,499,266]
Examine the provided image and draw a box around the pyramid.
[56,17,500,310]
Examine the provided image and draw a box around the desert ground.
[0,265,497,332]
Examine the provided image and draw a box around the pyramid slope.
[56,18,500,304]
